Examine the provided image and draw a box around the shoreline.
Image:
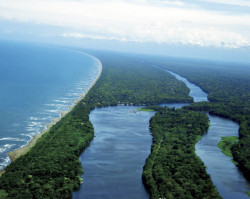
[0,54,102,176]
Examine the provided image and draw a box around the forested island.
[143,107,221,199]
[0,51,248,198]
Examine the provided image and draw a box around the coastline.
[0,54,102,176]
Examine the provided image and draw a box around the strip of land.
[217,136,238,157]
[6,59,102,163]
[142,107,222,199]
[0,51,194,198]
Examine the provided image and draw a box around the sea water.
[0,40,100,170]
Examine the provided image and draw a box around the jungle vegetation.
[142,107,221,199]
[217,136,238,159]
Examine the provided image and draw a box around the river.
[73,106,155,199]
[165,69,250,198]
[73,66,250,199]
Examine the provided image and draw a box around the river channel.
[73,106,155,199]
[73,66,250,199]
[166,69,250,198]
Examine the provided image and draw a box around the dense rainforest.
[85,52,193,106]
[142,107,221,199]
[146,57,250,180]
[0,52,194,198]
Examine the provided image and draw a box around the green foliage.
[0,190,8,199]
[138,108,155,112]
[0,102,94,198]
[85,52,193,106]
[143,107,221,199]
[217,136,238,157]
[245,191,250,197]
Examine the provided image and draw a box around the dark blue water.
[0,40,101,170]
[166,70,208,102]
[73,106,155,199]
[196,115,250,199]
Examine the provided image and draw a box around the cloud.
[61,32,126,41]
[0,0,250,48]
[197,0,250,7]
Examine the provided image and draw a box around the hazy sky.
[0,0,250,61]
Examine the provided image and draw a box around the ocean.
[0,40,101,170]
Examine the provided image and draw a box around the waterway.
[73,106,155,199]
[165,69,250,198]
[74,65,250,198]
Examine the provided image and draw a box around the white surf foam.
[0,156,11,170]
[0,144,16,153]
[0,137,26,142]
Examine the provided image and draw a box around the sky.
[0,0,250,62]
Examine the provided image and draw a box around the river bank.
[0,53,102,176]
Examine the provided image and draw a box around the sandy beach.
[0,55,102,176]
